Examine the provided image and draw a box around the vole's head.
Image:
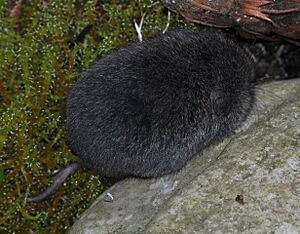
[145,29,256,132]
[185,31,256,127]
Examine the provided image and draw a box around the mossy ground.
[0,0,195,232]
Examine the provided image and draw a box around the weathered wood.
[161,0,300,40]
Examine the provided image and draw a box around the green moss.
[0,0,195,232]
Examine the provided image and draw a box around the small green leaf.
[0,168,4,183]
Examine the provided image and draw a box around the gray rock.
[69,79,300,234]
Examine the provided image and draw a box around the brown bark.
[161,0,300,40]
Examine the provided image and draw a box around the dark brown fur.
[67,30,255,178]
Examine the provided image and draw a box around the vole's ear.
[210,90,231,117]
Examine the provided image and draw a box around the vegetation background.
[0,0,194,232]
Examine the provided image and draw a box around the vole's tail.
[26,162,81,203]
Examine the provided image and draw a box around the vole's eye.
[210,90,225,105]
[210,90,230,116]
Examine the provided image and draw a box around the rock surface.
[69,79,300,234]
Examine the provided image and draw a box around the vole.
[26,29,255,202]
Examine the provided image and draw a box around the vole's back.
[67,30,255,178]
